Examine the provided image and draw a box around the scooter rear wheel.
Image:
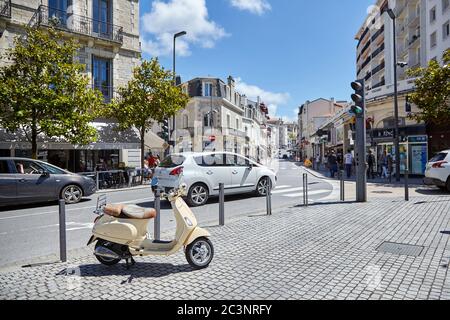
[185,237,214,270]
[95,240,121,266]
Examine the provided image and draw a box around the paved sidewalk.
[1,196,449,300]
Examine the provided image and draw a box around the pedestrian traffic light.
[350,80,365,116]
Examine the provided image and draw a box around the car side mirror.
[42,171,50,177]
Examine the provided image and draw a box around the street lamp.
[168,31,187,157]
[386,8,401,182]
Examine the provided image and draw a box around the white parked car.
[424,150,450,192]
[154,152,277,206]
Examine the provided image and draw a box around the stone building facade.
[0,0,142,172]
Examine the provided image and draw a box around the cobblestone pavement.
[1,196,450,300]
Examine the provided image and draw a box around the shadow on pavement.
[290,201,359,208]
[414,188,450,196]
[63,262,195,281]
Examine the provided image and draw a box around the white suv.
[424,150,450,192]
[154,152,277,206]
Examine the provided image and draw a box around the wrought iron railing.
[0,0,11,18]
[36,5,123,43]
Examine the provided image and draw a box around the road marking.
[273,185,291,190]
[272,187,304,194]
[282,190,331,198]
[0,197,154,221]
[0,222,95,235]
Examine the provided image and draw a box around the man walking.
[328,151,338,178]
[367,150,376,179]
[344,149,353,178]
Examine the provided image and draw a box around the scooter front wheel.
[185,237,214,270]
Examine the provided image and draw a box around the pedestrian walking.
[344,150,353,178]
[380,151,389,179]
[367,150,376,179]
[328,151,338,178]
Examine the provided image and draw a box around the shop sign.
[408,136,427,143]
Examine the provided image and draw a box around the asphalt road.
[0,160,334,267]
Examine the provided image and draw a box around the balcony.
[371,43,385,59]
[408,34,420,46]
[35,5,123,44]
[0,0,11,18]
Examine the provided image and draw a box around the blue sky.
[139,0,374,121]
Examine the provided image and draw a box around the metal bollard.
[154,189,161,241]
[303,173,309,207]
[96,171,100,191]
[405,169,409,201]
[219,183,225,226]
[58,200,67,263]
[340,170,345,202]
[266,179,272,216]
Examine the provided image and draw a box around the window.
[93,0,112,35]
[236,119,240,130]
[195,154,225,167]
[430,6,436,23]
[203,83,213,97]
[183,115,189,128]
[48,0,69,26]
[92,56,112,101]
[430,152,448,162]
[159,155,185,168]
[13,160,44,175]
[0,160,11,174]
[443,21,450,39]
[39,162,66,174]
[443,0,450,13]
[227,114,231,128]
[430,32,437,48]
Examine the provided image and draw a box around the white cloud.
[229,0,271,15]
[140,0,228,57]
[235,78,290,117]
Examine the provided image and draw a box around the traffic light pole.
[351,79,367,203]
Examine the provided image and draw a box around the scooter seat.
[122,205,157,220]
[104,204,156,220]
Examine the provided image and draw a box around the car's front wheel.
[446,177,450,193]
[187,183,209,207]
[256,177,271,196]
[61,185,83,204]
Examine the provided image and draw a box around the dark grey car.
[0,157,97,206]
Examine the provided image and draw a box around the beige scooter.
[87,184,214,270]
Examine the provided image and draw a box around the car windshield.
[39,162,67,174]
[429,152,448,163]
[159,155,186,168]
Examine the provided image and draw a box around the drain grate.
[376,242,424,257]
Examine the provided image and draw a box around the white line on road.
[0,197,154,221]
[273,185,292,190]
[272,187,304,194]
[283,190,331,198]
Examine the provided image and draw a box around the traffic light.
[350,80,365,117]
[160,119,170,141]
[349,116,356,131]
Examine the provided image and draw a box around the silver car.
[0,157,97,206]
[154,152,277,207]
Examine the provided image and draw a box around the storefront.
[371,125,428,175]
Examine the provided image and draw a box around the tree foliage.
[110,58,189,173]
[407,48,450,125]
[0,26,105,159]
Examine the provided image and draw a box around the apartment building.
[298,98,343,160]
[0,0,142,172]
[174,76,269,162]
[354,0,449,175]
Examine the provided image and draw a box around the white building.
[425,0,450,64]
[174,76,269,162]
[0,0,142,171]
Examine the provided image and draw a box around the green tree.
[0,26,104,159]
[111,58,189,178]
[407,48,450,125]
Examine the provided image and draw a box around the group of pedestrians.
[321,149,394,180]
